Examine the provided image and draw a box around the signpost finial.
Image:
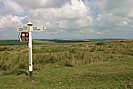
[27,21,33,26]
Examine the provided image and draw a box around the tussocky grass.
[0,40,133,88]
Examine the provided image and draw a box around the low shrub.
[95,42,107,46]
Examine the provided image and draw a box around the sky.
[0,0,133,39]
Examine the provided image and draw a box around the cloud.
[128,11,133,17]
[96,32,104,35]
[27,0,93,32]
[58,20,69,29]
[12,0,71,9]
[58,0,90,19]
[76,16,93,27]
[47,29,65,35]
[0,15,27,28]
[28,0,90,20]
[0,0,133,39]
[121,21,128,25]
[1,0,93,31]
[79,28,94,33]
[105,0,133,17]
[0,0,24,16]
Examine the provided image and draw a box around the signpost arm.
[27,22,33,77]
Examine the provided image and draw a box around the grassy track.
[0,40,133,88]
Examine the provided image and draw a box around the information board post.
[27,22,33,77]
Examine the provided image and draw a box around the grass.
[0,40,133,88]
[0,40,28,45]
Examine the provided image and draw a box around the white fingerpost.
[27,21,33,77]
[17,22,46,77]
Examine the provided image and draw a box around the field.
[0,40,133,88]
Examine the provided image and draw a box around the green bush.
[95,42,106,45]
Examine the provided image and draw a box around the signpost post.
[17,22,46,77]
[27,22,33,77]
